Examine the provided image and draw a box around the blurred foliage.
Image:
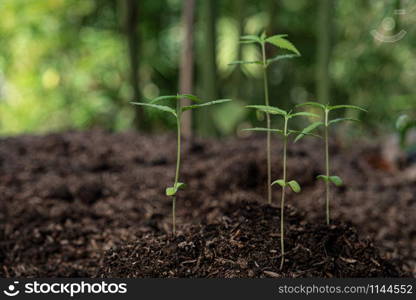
[0,0,415,136]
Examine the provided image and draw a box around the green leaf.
[329,176,343,186]
[240,35,261,44]
[266,54,300,66]
[149,95,179,103]
[317,175,343,186]
[317,175,329,182]
[328,105,367,112]
[130,102,177,117]
[245,105,287,116]
[228,60,262,66]
[289,112,320,119]
[165,182,186,196]
[328,118,359,126]
[288,180,301,193]
[272,179,286,187]
[265,35,300,55]
[242,127,285,135]
[294,121,324,142]
[177,94,203,102]
[295,102,326,110]
[182,99,231,112]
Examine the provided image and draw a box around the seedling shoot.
[295,102,367,225]
[244,105,319,269]
[230,32,300,204]
[131,94,231,233]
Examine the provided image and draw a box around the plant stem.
[172,112,182,235]
[324,109,330,225]
[280,117,288,270]
[261,42,272,204]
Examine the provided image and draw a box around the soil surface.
[0,130,414,277]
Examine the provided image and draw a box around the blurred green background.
[0,0,414,137]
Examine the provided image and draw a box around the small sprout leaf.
[245,105,287,116]
[329,176,343,186]
[328,105,367,112]
[295,101,326,110]
[177,94,203,102]
[240,35,261,44]
[289,112,320,119]
[317,175,329,182]
[272,179,286,187]
[288,180,301,193]
[328,118,359,126]
[266,54,299,66]
[182,99,231,112]
[294,121,324,142]
[265,36,300,55]
[165,182,186,196]
[130,102,177,117]
[228,60,262,66]
[149,95,179,103]
[242,127,285,135]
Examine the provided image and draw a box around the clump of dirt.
[98,201,403,278]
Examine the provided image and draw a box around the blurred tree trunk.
[123,0,149,130]
[197,0,217,136]
[316,0,334,105]
[232,0,244,101]
[179,0,196,139]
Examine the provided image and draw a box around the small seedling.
[396,114,416,151]
[230,32,300,204]
[243,105,319,270]
[295,102,367,225]
[131,94,231,234]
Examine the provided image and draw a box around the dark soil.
[99,201,401,278]
[0,130,414,277]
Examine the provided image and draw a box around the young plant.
[295,102,367,225]
[230,32,300,204]
[244,105,319,270]
[131,94,231,234]
[396,114,416,151]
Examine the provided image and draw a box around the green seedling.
[243,105,319,270]
[295,102,367,225]
[230,32,300,204]
[396,114,416,151]
[131,94,231,234]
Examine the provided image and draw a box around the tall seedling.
[244,105,319,269]
[295,102,367,225]
[131,95,231,233]
[230,32,300,204]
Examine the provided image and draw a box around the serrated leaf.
[242,127,285,135]
[149,95,179,103]
[182,99,231,112]
[294,121,324,142]
[265,36,300,55]
[295,102,326,110]
[266,54,300,66]
[289,112,320,119]
[328,105,367,112]
[165,182,186,196]
[288,180,301,193]
[228,60,262,66]
[240,35,261,44]
[245,105,287,116]
[328,118,359,126]
[329,176,343,186]
[177,94,203,102]
[272,179,286,187]
[131,102,177,117]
